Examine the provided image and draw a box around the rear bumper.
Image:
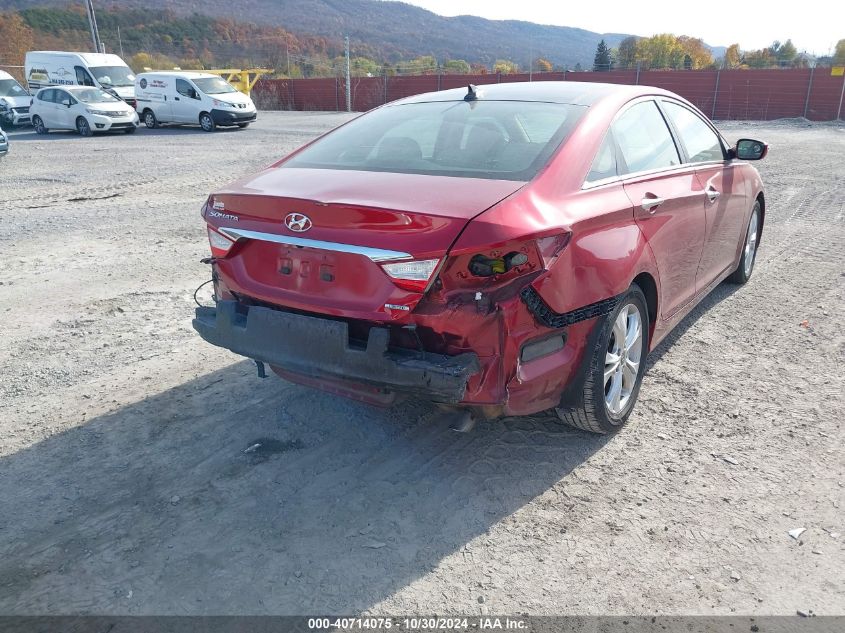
[211,109,257,125]
[193,300,480,403]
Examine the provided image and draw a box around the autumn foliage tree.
[0,12,34,81]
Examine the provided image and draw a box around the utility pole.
[117,25,124,59]
[344,36,351,112]
[84,0,104,54]
[286,41,291,77]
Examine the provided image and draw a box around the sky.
[397,0,843,55]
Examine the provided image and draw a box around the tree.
[593,39,612,71]
[442,59,470,74]
[534,57,553,72]
[834,39,845,65]
[724,43,742,69]
[773,39,797,65]
[743,48,775,68]
[615,36,640,69]
[677,35,713,69]
[0,12,34,81]
[493,59,518,74]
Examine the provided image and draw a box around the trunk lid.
[208,167,523,321]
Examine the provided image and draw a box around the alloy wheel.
[604,303,643,416]
[743,208,759,277]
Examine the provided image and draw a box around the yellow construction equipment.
[203,69,273,95]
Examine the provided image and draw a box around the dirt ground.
[0,114,842,616]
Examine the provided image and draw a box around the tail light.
[438,230,571,292]
[207,226,235,258]
[380,258,441,292]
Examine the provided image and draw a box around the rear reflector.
[520,334,566,362]
[380,258,440,292]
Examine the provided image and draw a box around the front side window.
[39,89,57,103]
[75,66,95,87]
[283,100,586,181]
[56,90,73,106]
[176,79,197,99]
[662,101,724,163]
[89,65,135,87]
[193,77,237,95]
[612,101,680,174]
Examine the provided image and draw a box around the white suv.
[30,85,139,136]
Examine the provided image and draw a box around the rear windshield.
[282,100,586,181]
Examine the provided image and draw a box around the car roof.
[393,81,672,107]
[137,71,216,79]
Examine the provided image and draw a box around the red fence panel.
[807,70,845,121]
[254,69,844,120]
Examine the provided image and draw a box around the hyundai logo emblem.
[284,213,312,232]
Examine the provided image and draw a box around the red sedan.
[193,82,767,433]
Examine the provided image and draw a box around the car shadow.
[0,360,610,614]
[646,280,742,370]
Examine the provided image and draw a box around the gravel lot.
[0,113,842,616]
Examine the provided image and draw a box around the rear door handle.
[705,186,721,203]
[640,195,665,213]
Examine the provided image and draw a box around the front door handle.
[175,96,180,101]
[640,195,665,213]
[705,186,721,203]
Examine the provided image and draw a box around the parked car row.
[1,51,257,137]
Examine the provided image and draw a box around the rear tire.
[727,201,761,284]
[199,112,215,132]
[143,110,158,129]
[33,115,48,135]
[76,116,93,137]
[556,284,649,434]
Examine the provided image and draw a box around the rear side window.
[612,101,680,174]
[283,100,586,181]
[662,101,724,163]
[585,132,618,184]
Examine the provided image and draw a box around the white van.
[134,72,256,131]
[0,70,31,127]
[25,51,136,108]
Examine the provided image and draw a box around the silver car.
[0,128,8,159]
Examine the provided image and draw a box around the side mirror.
[62,99,72,107]
[734,138,768,161]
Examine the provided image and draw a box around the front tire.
[33,115,48,135]
[199,112,215,132]
[124,126,137,134]
[727,201,761,284]
[556,284,649,434]
[76,117,93,137]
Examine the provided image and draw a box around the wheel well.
[632,272,658,329]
